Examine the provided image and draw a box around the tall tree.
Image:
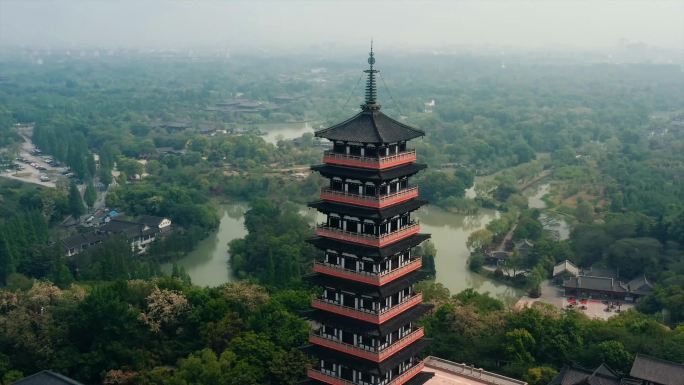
[84,182,97,211]
[67,182,84,218]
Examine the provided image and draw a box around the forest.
[0,50,683,384]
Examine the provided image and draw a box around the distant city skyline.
[1,1,682,53]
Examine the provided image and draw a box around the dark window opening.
[344,257,356,271]
[342,331,354,345]
[329,217,340,228]
[341,367,353,381]
[333,143,345,153]
[342,294,355,308]
[361,298,374,311]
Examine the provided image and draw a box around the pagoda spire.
[363,40,380,111]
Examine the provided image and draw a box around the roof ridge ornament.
[362,40,381,111]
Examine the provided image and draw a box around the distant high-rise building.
[303,46,433,385]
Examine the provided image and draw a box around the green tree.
[467,229,494,252]
[575,200,594,224]
[607,237,661,279]
[84,181,97,211]
[525,367,559,385]
[513,217,543,241]
[592,341,633,374]
[116,157,143,178]
[98,166,113,187]
[454,289,504,313]
[504,328,536,367]
[415,281,451,303]
[67,182,84,218]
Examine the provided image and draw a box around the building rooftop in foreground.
[11,370,84,385]
[629,353,684,385]
[422,356,527,385]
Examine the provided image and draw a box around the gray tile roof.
[315,110,424,144]
[581,267,617,279]
[626,276,653,296]
[549,364,620,385]
[61,233,107,250]
[136,215,167,227]
[629,353,684,385]
[100,218,144,238]
[11,370,85,385]
[553,260,580,277]
[563,276,627,293]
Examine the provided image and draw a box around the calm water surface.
[524,183,570,240]
[415,206,522,302]
[259,122,314,144]
[161,203,247,286]
[175,201,522,301]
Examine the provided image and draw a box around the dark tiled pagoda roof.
[549,364,620,385]
[629,353,684,385]
[315,109,424,144]
[303,338,430,375]
[305,269,429,297]
[307,233,431,259]
[308,199,427,220]
[304,303,433,337]
[311,163,426,182]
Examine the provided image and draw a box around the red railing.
[309,328,424,362]
[315,222,420,248]
[311,293,423,324]
[312,258,422,286]
[320,187,418,208]
[308,360,425,385]
[323,149,416,170]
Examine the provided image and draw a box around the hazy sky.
[1,0,682,51]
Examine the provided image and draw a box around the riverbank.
[169,200,524,301]
[160,202,247,286]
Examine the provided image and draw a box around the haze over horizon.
[1,0,683,54]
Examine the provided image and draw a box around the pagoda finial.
[362,39,380,111]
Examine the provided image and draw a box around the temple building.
[302,47,434,385]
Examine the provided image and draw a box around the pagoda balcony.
[320,187,419,208]
[315,222,420,248]
[311,293,423,324]
[312,258,422,286]
[308,360,425,385]
[323,149,416,170]
[309,327,425,363]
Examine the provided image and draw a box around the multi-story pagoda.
[303,47,433,385]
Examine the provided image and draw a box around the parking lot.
[0,134,70,188]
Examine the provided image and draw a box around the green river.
[163,201,524,302]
